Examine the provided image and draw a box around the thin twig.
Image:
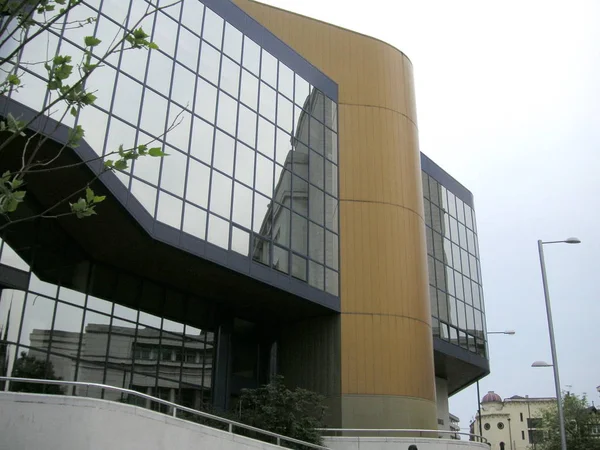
[0,0,181,155]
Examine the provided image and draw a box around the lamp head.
[564,237,581,244]
[532,361,553,368]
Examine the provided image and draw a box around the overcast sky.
[259,0,600,431]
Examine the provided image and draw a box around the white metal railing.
[318,428,488,444]
[0,376,327,450]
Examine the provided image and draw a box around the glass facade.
[1,0,339,296]
[422,171,487,357]
[0,240,214,409]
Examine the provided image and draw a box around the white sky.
[258,0,600,431]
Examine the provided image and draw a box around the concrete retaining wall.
[323,437,490,450]
[0,392,284,450]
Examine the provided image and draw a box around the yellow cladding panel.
[233,0,435,403]
[341,313,435,397]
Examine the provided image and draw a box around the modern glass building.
[0,0,488,432]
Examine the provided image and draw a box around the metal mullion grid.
[228,28,248,253]
[175,0,199,243]
[201,327,210,404]
[249,42,263,257]
[155,5,184,231]
[99,0,136,195]
[99,274,118,399]
[273,59,291,274]
[153,290,166,403]
[204,15,228,246]
[140,6,169,227]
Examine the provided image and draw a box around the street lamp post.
[535,237,581,450]
[477,330,516,440]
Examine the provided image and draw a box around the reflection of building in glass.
[27,324,213,409]
[0,0,487,436]
[253,88,338,292]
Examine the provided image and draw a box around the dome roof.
[482,391,502,403]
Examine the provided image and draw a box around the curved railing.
[0,376,327,450]
[318,428,488,444]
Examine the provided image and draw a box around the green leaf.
[67,125,85,148]
[104,160,114,169]
[93,195,106,203]
[12,190,26,201]
[148,147,166,157]
[114,160,128,170]
[7,74,20,86]
[85,187,94,203]
[148,42,159,50]
[84,36,102,47]
[70,106,77,117]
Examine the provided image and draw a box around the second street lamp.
[537,237,581,450]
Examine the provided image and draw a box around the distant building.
[449,413,461,439]
[470,391,554,450]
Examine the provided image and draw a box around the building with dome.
[471,391,554,450]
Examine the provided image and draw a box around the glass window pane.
[223,23,242,63]
[291,254,307,281]
[325,128,337,163]
[240,69,259,111]
[195,79,218,123]
[141,89,168,138]
[278,63,294,100]
[199,42,221,85]
[217,92,238,136]
[209,172,232,219]
[166,107,191,152]
[273,206,290,247]
[182,203,207,240]
[238,105,257,147]
[207,214,229,249]
[255,155,273,197]
[157,191,183,229]
[242,36,260,76]
[309,223,324,264]
[190,117,214,164]
[213,130,235,177]
[295,74,310,107]
[326,230,338,270]
[309,117,324,154]
[232,182,252,229]
[20,293,55,351]
[203,8,223,49]
[253,193,271,235]
[231,227,249,256]
[131,179,157,216]
[275,128,292,165]
[310,150,324,189]
[291,175,308,214]
[310,186,325,226]
[291,212,307,255]
[160,147,187,197]
[277,94,293,134]
[177,27,200,71]
[325,97,337,132]
[182,0,204,34]
[146,50,173,97]
[325,193,337,231]
[29,273,58,298]
[113,75,142,125]
[220,57,240,97]
[325,269,338,296]
[308,261,324,290]
[186,159,210,208]
[273,246,289,274]
[252,235,270,266]
[259,82,276,123]
[312,90,325,124]
[325,160,337,196]
[261,51,277,87]
[235,142,255,187]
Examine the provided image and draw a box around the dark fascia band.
[420,152,474,209]
[201,0,338,103]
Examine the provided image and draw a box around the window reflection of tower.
[252,87,335,289]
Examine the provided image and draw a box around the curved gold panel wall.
[233,0,436,429]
